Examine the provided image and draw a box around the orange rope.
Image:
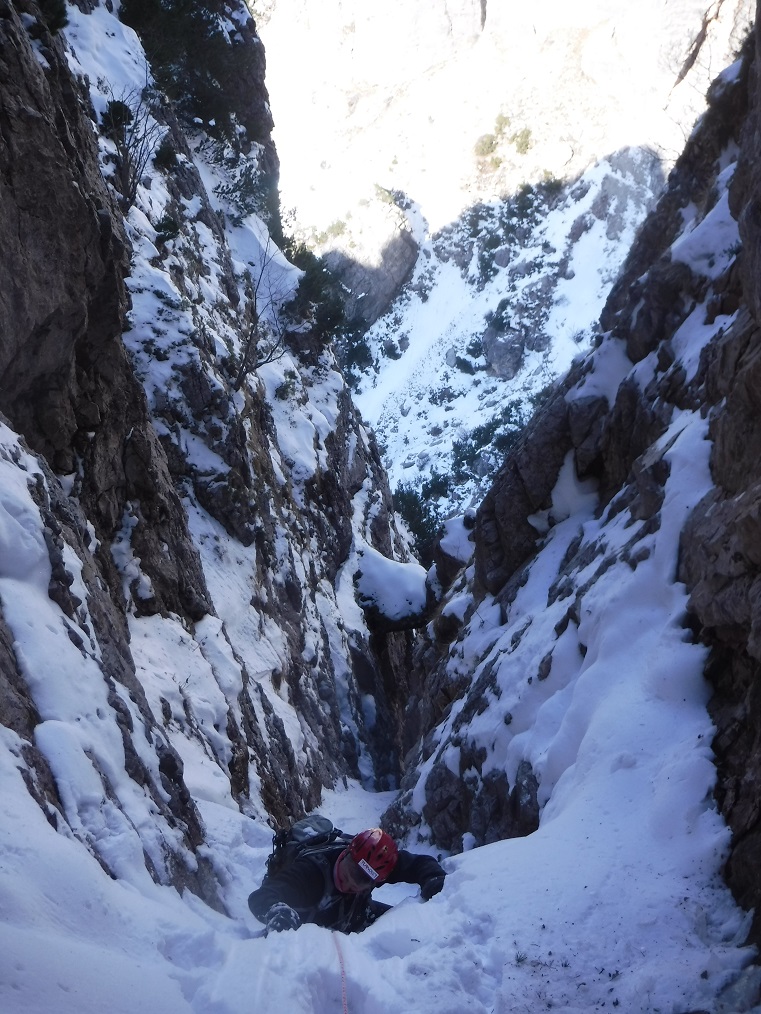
[332,932,349,1014]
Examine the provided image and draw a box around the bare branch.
[232,235,294,390]
[100,82,166,210]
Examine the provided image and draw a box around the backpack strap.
[307,847,367,932]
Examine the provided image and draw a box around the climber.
[248,827,446,935]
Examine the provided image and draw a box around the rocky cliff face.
[0,0,422,904]
[678,11,761,944]
[0,0,212,619]
[388,9,761,958]
[0,0,220,903]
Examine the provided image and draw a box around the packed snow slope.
[0,767,753,1014]
[1,2,761,1013]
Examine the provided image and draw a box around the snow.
[568,336,632,403]
[354,544,427,621]
[64,2,150,96]
[354,150,666,511]
[672,171,740,282]
[0,347,755,1013]
[1,3,756,1013]
[0,759,752,1014]
[438,514,475,564]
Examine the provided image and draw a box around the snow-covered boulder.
[354,544,428,631]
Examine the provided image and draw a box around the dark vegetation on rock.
[118,0,281,229]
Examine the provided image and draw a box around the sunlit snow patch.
[354,544,427,622]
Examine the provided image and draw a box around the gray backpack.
[265,814,351,879]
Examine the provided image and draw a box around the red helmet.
[348,828,398,882]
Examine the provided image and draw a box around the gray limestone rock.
[324,222,419,328]
[0,2,212,624]
[474,385,573,596]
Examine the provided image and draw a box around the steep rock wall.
[678,2,761,945]
[0,0,232,905]
[388,23,761,960]
[0,0,211,622]
[0,0,421,903]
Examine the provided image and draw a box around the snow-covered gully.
[1,2,761,1013]
[4,286,755,1008]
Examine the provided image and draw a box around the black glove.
[420,875,445,901]
[265,902,301,934]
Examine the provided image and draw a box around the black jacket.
[248,844,445,933]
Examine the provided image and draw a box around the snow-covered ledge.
[354,544,430,632]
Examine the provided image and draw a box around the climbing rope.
[332,932,349,1014]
